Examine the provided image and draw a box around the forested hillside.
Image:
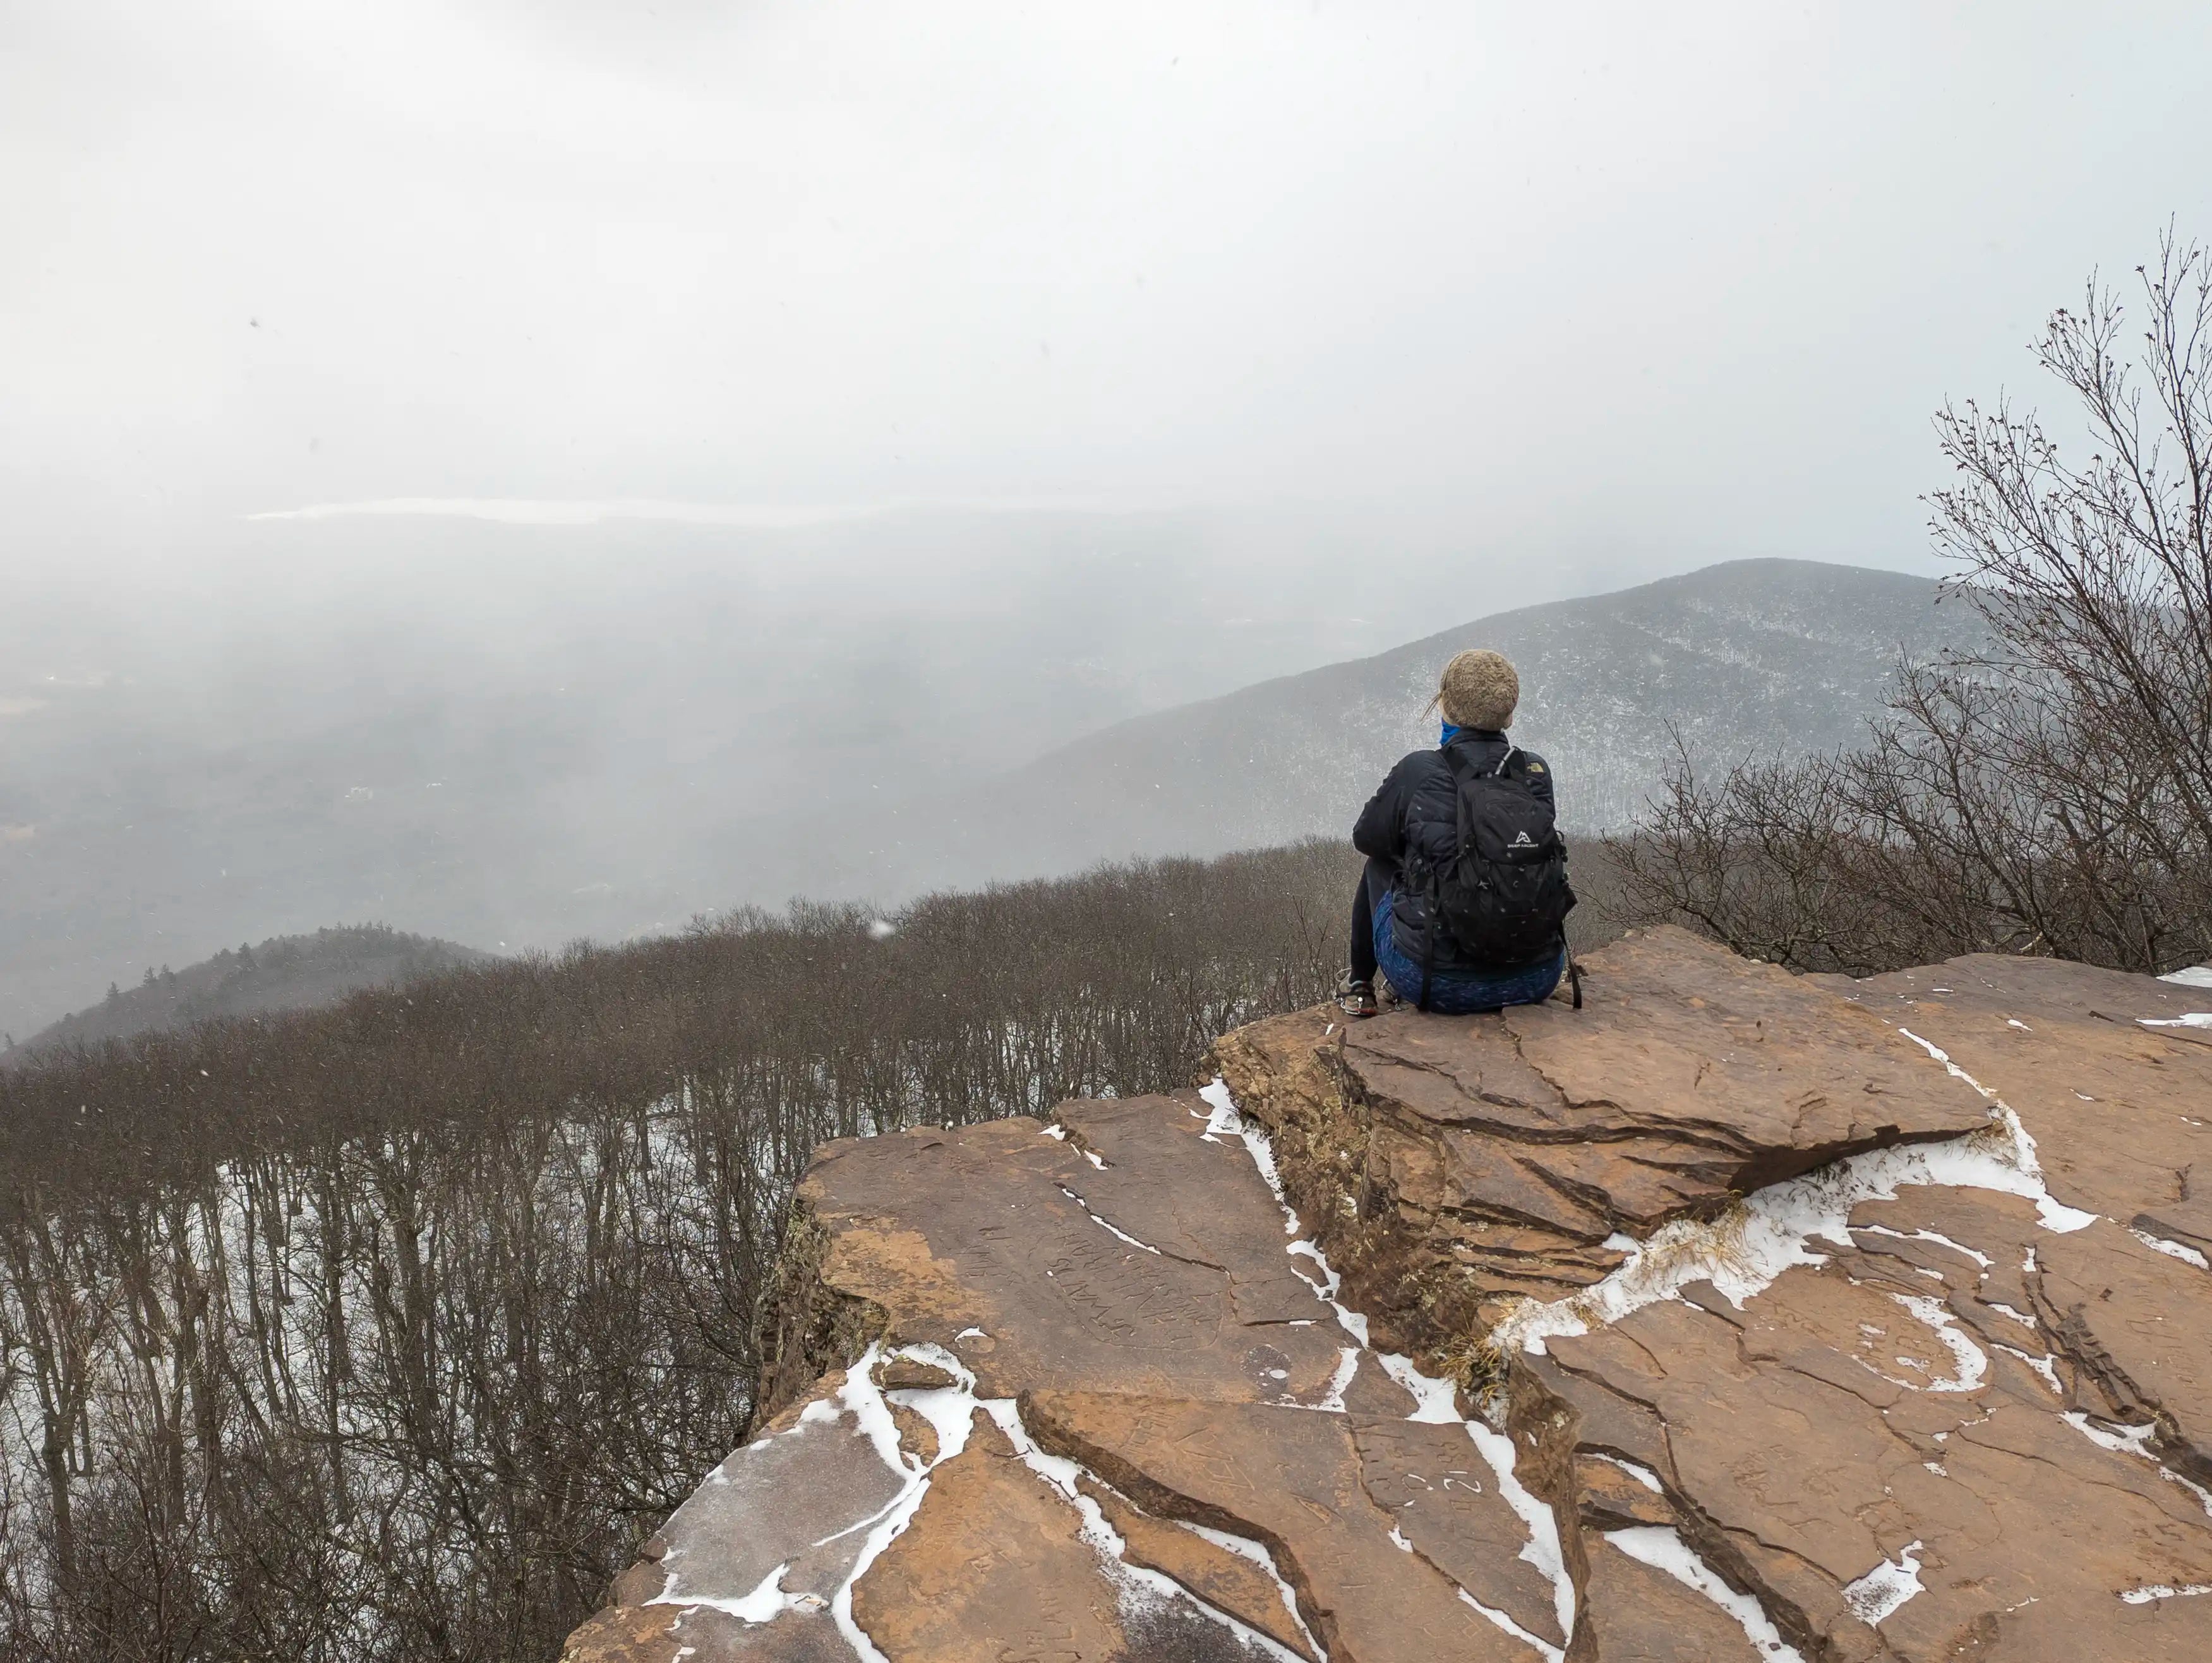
[2,925,488,1063]
[0,842,1638,1661]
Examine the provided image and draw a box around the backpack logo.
[1508,831,1536,848]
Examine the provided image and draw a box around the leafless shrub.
[1612,232,2212,976]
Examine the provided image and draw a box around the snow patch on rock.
[1202,1077,1577,1654]
[1842,1539,1925,1625]
[2129,1228,2210,1270]
[2120,1582,2212,1604]
[1494,1030,2102,1359]
[1592,1453,1664,1493]
[1889,1294,1987,1392]
[1606,1527,1806,1661]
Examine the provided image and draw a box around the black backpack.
[1418,746,1576,1002]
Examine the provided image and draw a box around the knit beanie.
[1433,649,1519,731]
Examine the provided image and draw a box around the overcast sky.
[7,1,2211,580]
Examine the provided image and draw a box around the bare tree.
[1614,230,2212,976]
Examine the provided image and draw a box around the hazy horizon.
[8,1,2212,1031]
[0,545,1942,1040]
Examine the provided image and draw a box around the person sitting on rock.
[1338,648,1576,1018]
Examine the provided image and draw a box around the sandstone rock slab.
[1839,953,2212,1258]
[779,1106,1354,1409]
[1079,1474,1319,1660]
[561,1605,855,1663]
[1211,925,1992,1352]
[1504,928,1990,1184]
[1210,932,2212,1659]
[577,935,2212,1662]
[1026,1389,1553,1662]
[584,1090,1580,1661]
[848,1408,1130,1663]
[1580,1539,1763,1663]
[642,1371,907,1616]
[1537,1241,2212,1657]
[1352,1417,1565,1645]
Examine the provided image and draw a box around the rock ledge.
[567,927,2212,1662]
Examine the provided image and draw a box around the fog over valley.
[6,1,2209,1032]
[1,505,1553,1035]
[1,531,1971,1039]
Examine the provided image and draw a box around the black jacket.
[1352,729,1560,971]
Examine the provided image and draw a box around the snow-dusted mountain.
[3,548,1973,1040]
[834,558,1983,888]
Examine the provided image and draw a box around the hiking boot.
[1337,976,1379,1019]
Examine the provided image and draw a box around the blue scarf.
[1440,722,1461,746]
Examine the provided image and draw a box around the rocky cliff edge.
[563,925,2212,1662]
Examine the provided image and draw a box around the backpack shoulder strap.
[1439,741,1515,782]
[1420,749,1475,1016]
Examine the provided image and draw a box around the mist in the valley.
[6,0,2212,1037]
[1,507,1500,1035]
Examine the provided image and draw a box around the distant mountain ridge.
[4,556,1975,1041]
[0,507,1448,1040]
[4,925,491,1063]
[838,558,1985,891]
